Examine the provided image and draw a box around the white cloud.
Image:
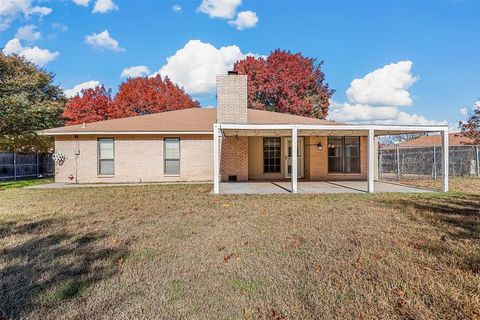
[121,65,150,78]
[460,100,480,117]
[173,4,182,13]
[15,24,40,41]
[0,0,52,31]
[84,30,124,52]
[329,101,444,125]
[328,61,446,125]
[52,22,68,32]
[72,0,90,6]
[64,80,101,98]
[153,39,255,95]
[197,0,241,19]
[228,10,258,30]
[92,0,118,13]
[3,38,59,66]
[346,61,417,106]
[329,102,399,122]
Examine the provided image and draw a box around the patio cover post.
[367,128,375,193]
[291,127,298,193]
[213,124,220,194]
[442,129,449,192]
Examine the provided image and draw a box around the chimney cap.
[227,70,238,75]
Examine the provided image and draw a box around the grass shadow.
[0,218,129,319]
[379,192,480,274]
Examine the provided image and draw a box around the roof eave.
[37,131,214,136]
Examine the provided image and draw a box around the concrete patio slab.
[28,180,431,194]
[220,181,432,194]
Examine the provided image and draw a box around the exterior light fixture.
[317,142,323,151]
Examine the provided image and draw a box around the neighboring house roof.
[383,132,476,149]
[38,108,339,135]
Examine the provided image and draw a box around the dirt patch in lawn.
[0,184,478,319]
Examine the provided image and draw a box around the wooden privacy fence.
[0,152,54,181]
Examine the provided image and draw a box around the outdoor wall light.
[317,142,323,151]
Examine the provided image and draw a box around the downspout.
[74,134,80,184]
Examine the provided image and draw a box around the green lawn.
[0,179,478,319]
[0,178,53,190]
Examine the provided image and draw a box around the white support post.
[442,130,449,192]
[291,127,298,193]
[367,129,375,193]
[213,124,220,194]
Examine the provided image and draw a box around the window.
[98,138,114,175]
[164,138,180,175]
[263,138,281,173]
[328,137,360,173]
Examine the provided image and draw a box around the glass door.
[285,137,304,178]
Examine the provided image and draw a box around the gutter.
[36,131,214,136]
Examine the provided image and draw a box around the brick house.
[39,73,450,193]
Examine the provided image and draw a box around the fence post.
[13,152,16,181]
[36,153,40,177]
[379,148,383,180]
[395,144,400,180]
[475,146,480,177]
[432,146,437,180]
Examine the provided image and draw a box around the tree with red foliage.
[112,75,199,118]
[459,100,480,144]
[63,86,113,125]
[233,50,334,119]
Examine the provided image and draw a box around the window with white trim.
[98,138,114,175]
[164,138,180,175]
[263,138,281,173]
[328,136,360,173]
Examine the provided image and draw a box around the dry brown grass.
[0,183,479,319]
[400,176,480,193]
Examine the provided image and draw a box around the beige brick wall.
[247,136,368,181]
[306,136,367,181]
[220,136,248,181]
[216,75,248,124]
[248,136,285,180]
[54,135,213,183]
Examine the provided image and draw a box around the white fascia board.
[37,131,213,136]
[219,124,294,130]
[218,123,448,132]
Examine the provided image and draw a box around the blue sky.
[1,0,479,128]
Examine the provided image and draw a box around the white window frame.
[164,137,180,175]
[98,138,114,176]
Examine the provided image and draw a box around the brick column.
[220,136,248,181]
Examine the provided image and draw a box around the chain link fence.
[0,152,54,181]
[379,145,480,181]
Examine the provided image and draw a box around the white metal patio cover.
[212,123,449,194]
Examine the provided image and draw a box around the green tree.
[0,53,66,152]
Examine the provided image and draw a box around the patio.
[219,180,432,194]
[213,123,450,194]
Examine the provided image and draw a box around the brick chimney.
[216,72,248,124]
